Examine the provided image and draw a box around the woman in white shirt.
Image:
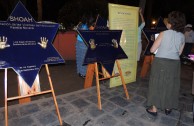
[146,11,186,116]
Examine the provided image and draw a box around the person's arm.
[150,32,163,53]
[179,42,185,55]
[139,8,145,23]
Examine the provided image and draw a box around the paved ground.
[0,60,194,126]
[0,61,88,107]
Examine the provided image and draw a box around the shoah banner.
[0,1,64,93]
[108,3,139,87]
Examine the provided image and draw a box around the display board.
[78,30,128,75]
[109,3,139,87]
[0,1,64,87]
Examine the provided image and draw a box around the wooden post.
[84,64,95,88]
[116,60,129,99]
[94,63,102,110]
[102,66,110,78]
[4,69,8,126]
[45,64,62,125]
[140,55,154,78]
[84,61,130,110]
[4,65,63,126]
[18,83,31,104]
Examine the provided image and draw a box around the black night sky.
[0,0,194,29]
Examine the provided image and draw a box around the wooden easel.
[4,64,63,126]
[84,60,130,110]
[140,55,154,78]
[18,86,31,104]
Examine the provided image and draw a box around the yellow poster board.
[109,3,138,87]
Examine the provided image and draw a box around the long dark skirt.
[147,57,181,110]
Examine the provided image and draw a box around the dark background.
[0,0,194,29]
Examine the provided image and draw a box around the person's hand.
[0,36,10,49]
[38,37,48,49]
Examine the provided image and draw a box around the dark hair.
[168,11,186,33]
[81,14,88,24]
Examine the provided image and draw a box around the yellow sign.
[109,3,139,87]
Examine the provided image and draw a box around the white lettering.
[9,16,33,22]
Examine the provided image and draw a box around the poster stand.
[84,60,130,110]
[140,55,154,78]
[4,64,63,126]
[18,86,31,104]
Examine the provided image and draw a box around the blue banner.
[77,30,128,75]
[0,1,64,87]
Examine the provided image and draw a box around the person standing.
[181,24,194,64]
[137,8,145,61]
[146,11,186,116]
[76,15,89,78]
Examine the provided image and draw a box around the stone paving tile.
[125,104,147,118]
[0,109,4,121]
[126,86,137,94]
[101,92,113,99]
[56,104,77,118]
[9,110,19,120]
[96,114,118,126]
[38,99,55,108]
[87,88,98,95]
[114,123,129,126]
[85,95,106,105]
[71,98,90,109]
[9,116,35,126]
[110,90,122,96]
[18,103,40,116]
[140,113,158,123]
[180,123,194,126]
[51,121,71,126]
[63,94,79,102]
[114,86,127,93]
[161,109,180,119]
[0,121,4,126]
[109,96,130,107]
[64,112,94,126]
[127,82,141,88]
[34,111,57,125]
[180,112,193,125]
[111,108,129,121]
[131,95,146,105]
[102,101,117,112]
[84,105,105,118]
[4,107,19,120]
[159,116,179,126]
[77,91,92,98]
[126,116,151,126]
[57,98,67,105]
